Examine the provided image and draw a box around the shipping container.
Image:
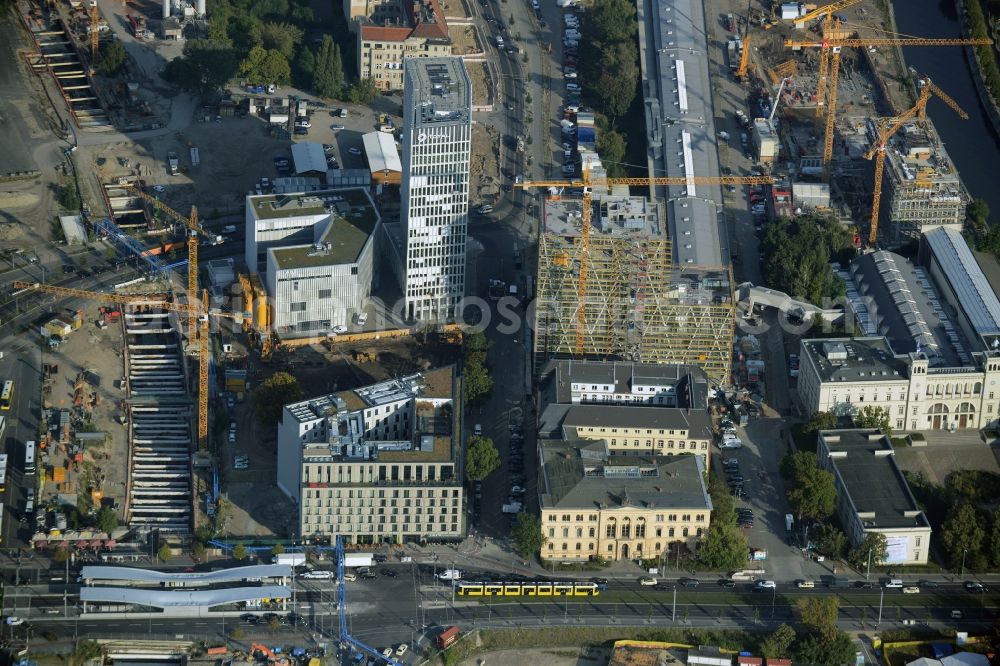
[436,626,459,649]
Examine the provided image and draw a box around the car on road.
[5,616,24,627]
[678,578,699,587]
[720,439,743,449]
[151,185,166,193]
[348,147,362,155]
[796,580,815,589]
[919,580,938,588]
[902,586,920,594]
[474,423,483,435]
[395,644,409,657]
[639,577,657,586]
[374,554,388,563]
[854,581,874,589]
[591,577,609,586]
[755,580,776,590]
[331,124,345,130]
[964,581,985,592]
[381,569,398,578]
[718,579,736,588]
[295,120,312,129]
[510,485,525,494]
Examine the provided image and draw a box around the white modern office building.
[400,56,471,322]
[244,188,380,335]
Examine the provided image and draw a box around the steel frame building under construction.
[533,194,735,385]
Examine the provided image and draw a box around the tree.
[94,506,118,534]
[260,22,303,60]
[511,513,546,559]
[759,623,796,659]
[253,371,303,426]
[854,405,892,437]
[941,502,985,569]
[58,184,80,211]
[164,40,242,98]
[239,46,291,85]
[346,78,378,104]
[51,548,69,564]
[233,543,249,560]
[781,450,819,482]
[98,40,127,77]
[71,640,103,666]
[802,411,838,437]
[815,522,848,560]
[989,506,1000,567]
[596,128,627,177]
[795,597,840,642]
[158,543,172,562]
[271,543,285,556]
[313,36,344,98]
[465,435,500,481]
[463,361,493,406]
[697,520,749,570]
[594,42,638,119]
[760,214,855,306]
[192,541,207,561]
[787,466,836,520]
[294,46,316,88]
[707,476,735,522]
[795,632,855,666]
[968,197,990,229]
[847,532,888,570]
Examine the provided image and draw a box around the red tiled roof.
[360,25,413,41]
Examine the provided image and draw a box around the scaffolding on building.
[533,196,735,385]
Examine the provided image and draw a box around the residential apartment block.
[276,367,463,544]
[817,429,931,564]
[540,441,712,562]
[399,57,471,322]
[354,0,452,91]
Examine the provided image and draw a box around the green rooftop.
[264,190,379,269]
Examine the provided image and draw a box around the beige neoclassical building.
[539,440,712,563]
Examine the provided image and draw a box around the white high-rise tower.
[401,57,472,323]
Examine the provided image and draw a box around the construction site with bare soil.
[713,0,983,248]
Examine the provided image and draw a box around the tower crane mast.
[516,173,773,357]
[864,77,967,247]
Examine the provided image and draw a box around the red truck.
[436,626,459,649]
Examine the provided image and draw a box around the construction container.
[52,467,66,482]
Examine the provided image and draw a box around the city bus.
[24,440,35,475]
[0,381,13,410]
[0,454,7,494]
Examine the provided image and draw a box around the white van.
[301,570,333,579]
[438,569,462,581]
[884,579,903,589]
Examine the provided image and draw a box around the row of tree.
[758,598,856,666]
[908,468,1000,571]
[759,214,856,306]
[163,0,377,101]
[802,406,893,442]
[964,0,1000,135]
[463,332,494,406]
[696,477,750,569]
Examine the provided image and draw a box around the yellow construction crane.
[516,172,773,357]
[787,34,990,172]
[121,184,220,342]
[736,35,751,81]
[864,77,967,247]
[89,0,99,64]
[13,281,245,448]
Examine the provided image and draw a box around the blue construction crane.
[335,536,405,666]
[93,217,187,277]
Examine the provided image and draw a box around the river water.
[891,0,1000,224]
